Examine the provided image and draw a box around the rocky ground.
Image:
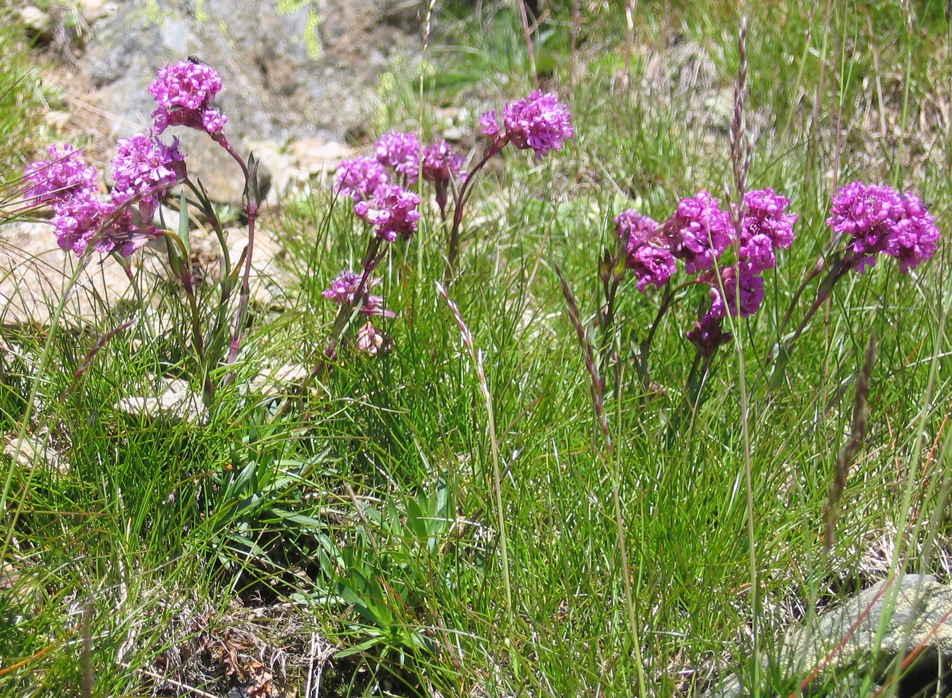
[6,0,446,326]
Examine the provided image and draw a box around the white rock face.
[0,219,292,326]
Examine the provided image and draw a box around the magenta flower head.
[323,269,395,317]
[51,189,114,255]
[421,141,466,184]
[663,191,734,275]
[49,190,149,257]
[25,144,155,257]
[354,184,421,242]
[615,209,660,247]
[24,144,98,205]
[827,181,901,272]
[111,133,186,221]
[335,157,390,202]
[502,91,574,159]
[375,131,420,183]
[707,263,765,319]
[615,210,674,291]
[739,188,798,273]
[888,193,940,273]
[479,110,500,138]
[828,182,939,274]
[629,245,677,292]
[149,60,227,135]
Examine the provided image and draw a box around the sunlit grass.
[1,2,951,696]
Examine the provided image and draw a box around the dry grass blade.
[825,332,876,551]
[553,263,610,451]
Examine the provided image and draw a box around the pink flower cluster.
[421,141,466,186]
[323,269,395,355]
[111,133,186,221]
[376,131,421,183]
[828,181,939,273]
[23,144,97,204]
[23,140,184,257]
[621,180,941,357]
[336,158,390,202]
[354,184,421,242]
[481,91,574,160]
[335,156,421,242]
[148,60,227,136]
[614,210,674,292]
[616,188,798,355]
[323,269,394,318]
[663,191,735,275]
[335,130,465,240]
[24,61,218,257]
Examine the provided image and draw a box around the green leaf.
[335,637,381,658]
[405,496,427,542]
[177,189,191,258]
[269,507,324,529]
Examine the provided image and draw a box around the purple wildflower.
[663,191,734,275]
[502,91,574,159]
[827,182,903,273]
[354,184,421,242]
[149,60,226,135]
[51,189,114,255]
[707,263,765,319]
[111,133,186,221]
[323,269,394,317]
[24,144,98,205]
[739,188,797,273]
[615,209,661,250]
[323,269,364,303]
[421,141,466,184]
[49,191,149,257]
[629,245,677,292]
[376,131,420,183]
[887,193,940,273]
[615,210,674,291]
[479,110,500,138]
[335,157,390,202]
[828,182,940,274]
[200,109,228,135]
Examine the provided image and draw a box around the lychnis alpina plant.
[446,90,574,280]
[601,187,797,390]
[774,182,940,355]
[599,179,939,398]
[23,59,263,405]
[317,149,423,372]
[319,90,573,372]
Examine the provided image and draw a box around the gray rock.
[3,431,69,475]
[79,0,421,145]
[115,376,205,423]
[712,575,952,696]
[20,6,52,39]
[0,220,138,327]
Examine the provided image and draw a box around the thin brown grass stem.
[824,332,875,551]
[516,0,538,89]
[725,16,762,691]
